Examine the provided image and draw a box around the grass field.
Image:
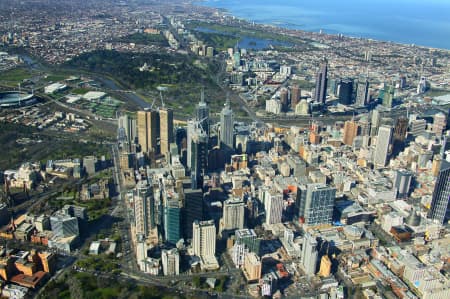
[0,68,34,84]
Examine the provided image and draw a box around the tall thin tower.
[196,89,210,135]
[314,61,328,105]
[159,107,174,157]
[220,97,234,149]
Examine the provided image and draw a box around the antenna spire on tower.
[201,87,205,103]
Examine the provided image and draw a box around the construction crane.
[194,116,208,135]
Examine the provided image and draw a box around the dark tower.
[428,160,450,224]
[394,117,408,143]
[338,78,353,105]
[314,61,328,105]
[196,89,210,136]
[182,188,204,239]
[190,129,208,189]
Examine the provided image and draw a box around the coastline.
[192,0,450,51]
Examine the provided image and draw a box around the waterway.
[198,0,450,50]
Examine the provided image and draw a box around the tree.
[67,275,84,299]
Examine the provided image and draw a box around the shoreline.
[191,1,450,52]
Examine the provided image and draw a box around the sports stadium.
[0,91,37,108]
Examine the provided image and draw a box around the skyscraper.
[196,90,210,135]
[137,110,159,154]
[220,198,245,236]
[161,248,180,276]
[290,85,301,108]
[314,62,328,105]
[264,190,284,225]
[235,229,260,254]
[356,80,370,107]
[182,188,204,239]
[374,125,393,168]
[188,122,208,189]
[393,117,408,143]
[382,85,395,108]
[343,120,358,146]
[279,88,289,112]
[428,160,450,224]
[297,183,336,226]
[337,78,353,105]
[159,107,174,157]
[134,180,155,238]
[193,220,216,258]
[220,98,234,149]
[118,114,137,149]
[301,233,318,276]
[164,197,181,244]
[370,110,381,136]
[394,170,413,198]
[433,113,447,137]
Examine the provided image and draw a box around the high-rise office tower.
[220,198,245,236]
[433,113,447,137]
[374,125,393,168]
[394,170,413,198]
[393,117,408,143]
[297,183,336,226]
[192,220,216,258]
[264,190,284,225]
[159,107,174,157]
[189,123,208,189]
[428,160,450,224]
[356,80,370,107]
[290,85,301,108]
[301,233,318,276]
[196,90,210,135]
[161,248,180,276]
[343,120,358,146]
[182,188,204,239]
[370,110,381,136]
[164,197,181,244]
[357,118,371,137]
[235,229,260,254]
[186,120,196,169]
[279,88,289,112]
[382,85,395,108]
[118,114,137,148]
[314,62,328,105]
[220,98,234,149]
[337,78,353,105]
[137,110,159,154]
[134,180,155,238]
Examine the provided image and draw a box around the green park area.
[65,50,233,117]
[193,31,240,52]
[0,123,111,169]
[117,32,169,47]
[39,271,189,299]
[0,68,35,85]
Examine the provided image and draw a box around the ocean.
[197,0,450,50]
